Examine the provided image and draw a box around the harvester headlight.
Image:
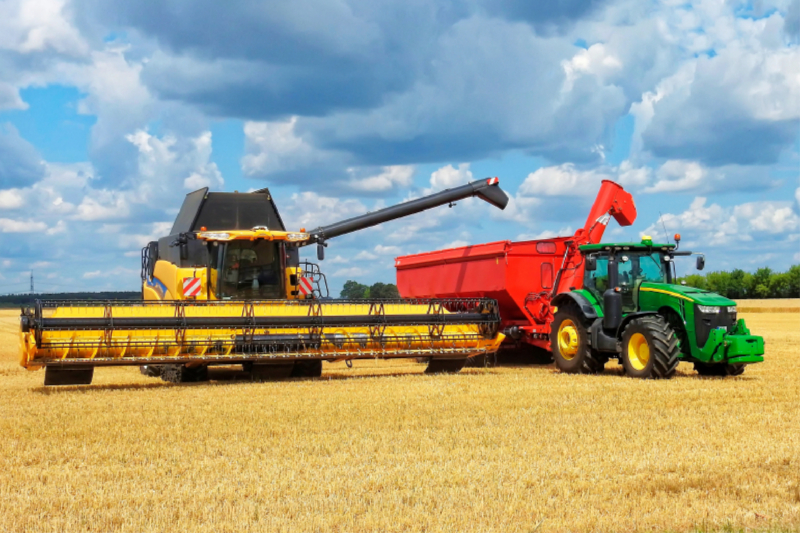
[697,305,720,314]
[286,232,309,242]
[199,232,232,241]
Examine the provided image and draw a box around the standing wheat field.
[0,308,798,533]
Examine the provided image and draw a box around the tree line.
[680,265,800,299]
[340,280,401,299]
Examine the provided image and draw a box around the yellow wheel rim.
[627,332,650,371]
[557,319,579,360]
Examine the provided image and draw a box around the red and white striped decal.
[182,277,202,298]
[487,177,499,185]
[298,277,314,296]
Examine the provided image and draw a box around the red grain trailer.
[395,180,637,353]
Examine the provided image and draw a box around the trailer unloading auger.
[20,178,509,386]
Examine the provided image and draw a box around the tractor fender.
[552,292,598,320]
[615,311,659,339]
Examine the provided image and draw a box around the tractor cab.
[582,237,681,313]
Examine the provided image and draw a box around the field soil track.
[1,308,798,532]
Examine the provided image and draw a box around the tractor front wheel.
[620,316,679,379]
[694,362,746,377]
[551,307,604,374]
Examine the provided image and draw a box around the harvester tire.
[250,362,295,381]
[551,307,604,374]
[694,362,746,377]
[425,358,467,374]
[160,364,209,383]
[620,316,679,379]
[291,360,323,378]
[44,365,94,386]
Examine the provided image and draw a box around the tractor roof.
[580,241,676,252]
[170,187,286,235]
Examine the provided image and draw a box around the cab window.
[219,241,283,299]
[583,254,609,301]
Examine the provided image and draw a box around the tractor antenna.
[658,211,670,243]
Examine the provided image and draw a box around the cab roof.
[579,242,677,252]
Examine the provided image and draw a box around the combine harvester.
[396,180,765,378]
[20,179,509,385]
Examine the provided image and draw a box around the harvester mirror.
[317,243,325,261]
[696,255,705,271]
[585,255,597,271]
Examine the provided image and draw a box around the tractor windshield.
[218,240,284,299]
[584,250,671,311]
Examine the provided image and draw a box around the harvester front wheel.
[291,360,323,378]
[425,358,467,374]
[620,316,679,379]
[551,308,604,374]
[694,362,746,377]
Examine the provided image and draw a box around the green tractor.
[551,236,765,378]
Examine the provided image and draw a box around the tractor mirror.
[696,255,705,271]
[179,241,188,261]
[317,243,325,261]
[585,255,596,271]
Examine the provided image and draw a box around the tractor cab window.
[619,252,670,312]
[218,240,284,299]
[583,254,609,302]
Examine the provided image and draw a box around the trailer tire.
[551,307,605,374]
[620,316,679,379]
[291,360,323,378]
[694,362,746,377]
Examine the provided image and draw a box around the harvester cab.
[20,178,510,386]
[141,178,510,303]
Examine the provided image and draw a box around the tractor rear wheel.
[620,316,679,379]
[291,360,323,378]
[694,362,746,377]
[551,307,605,374]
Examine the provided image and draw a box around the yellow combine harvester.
[20,179,509,385]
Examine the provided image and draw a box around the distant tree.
[369,282,400,299]
[751,267,773,298]
[675,265,798,299]
[681,274,707,290]
[339,280,400,299]
[340,280,369,299]
[787,265,800,298]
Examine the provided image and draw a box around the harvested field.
[0,308,798,533]
[735,299,800,313]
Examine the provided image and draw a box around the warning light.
[200,226,207,231]
[674,233,681,242]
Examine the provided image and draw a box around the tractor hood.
[639,282,736,306]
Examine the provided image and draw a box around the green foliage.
[679,264,799,298]
[339,280,401,299]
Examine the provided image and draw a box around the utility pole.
[30,271,34,294]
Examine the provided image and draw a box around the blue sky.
[0,0,798,296]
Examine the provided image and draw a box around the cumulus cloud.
[344,165,414,192]
[0,124,46,188]
[430,163,473,190]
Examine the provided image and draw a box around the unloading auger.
[20,178,509,385]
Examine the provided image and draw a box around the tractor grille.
[694,305,736,348]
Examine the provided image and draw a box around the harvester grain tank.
[20,179,510,385]
[395,180,765,378]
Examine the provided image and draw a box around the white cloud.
[345,165,414,192]
[0,189,24,208]
[562,43,623,93]
[280,191,367,231]
[644,160,707,193]
[430,163,473,190]
[0,0,88,55]
[0,218,48,232]
[73,192,130,221]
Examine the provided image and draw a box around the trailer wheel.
[620,316,679,379]
[694,362,746,377]
[139,365,163,377]
[551,308,604,374]
[291,360,323,378]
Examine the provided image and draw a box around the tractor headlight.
[199,232,232,241]
[697,305,720,314]
[728,306,737,321]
